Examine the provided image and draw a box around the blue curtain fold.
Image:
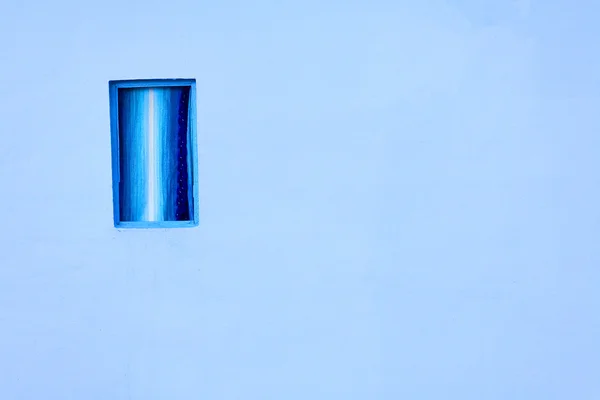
[118,87,191,222]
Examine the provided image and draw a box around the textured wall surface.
[0,0,599,399]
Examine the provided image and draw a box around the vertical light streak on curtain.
[118,87,191,222]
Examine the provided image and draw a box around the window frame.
[108,78,199,229]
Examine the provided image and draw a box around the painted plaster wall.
[1,1,599,398]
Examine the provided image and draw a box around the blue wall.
[1,1,599,398]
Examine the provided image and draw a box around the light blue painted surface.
[0,1,599,399]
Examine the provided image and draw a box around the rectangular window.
[109,79,198,228]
